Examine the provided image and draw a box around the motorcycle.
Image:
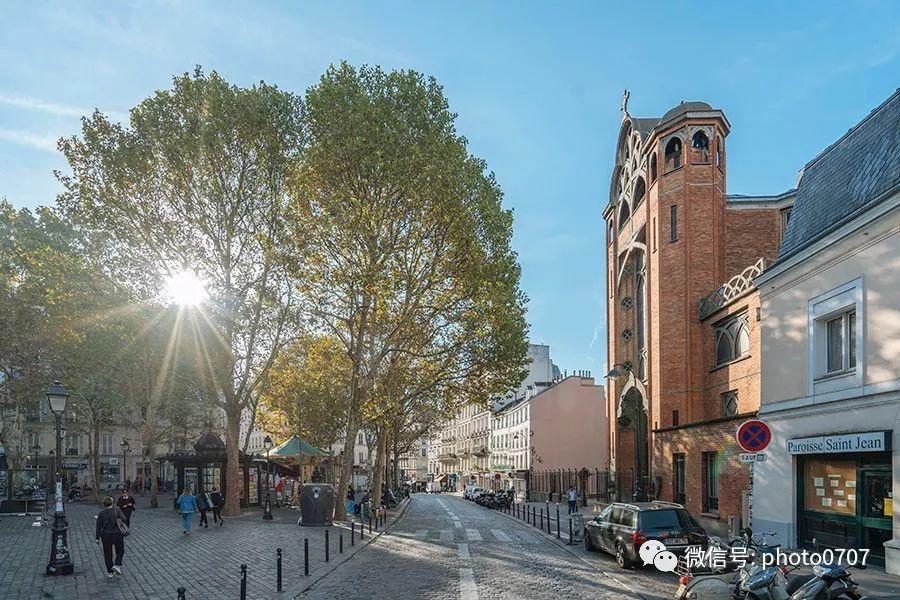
[675,529,814,600]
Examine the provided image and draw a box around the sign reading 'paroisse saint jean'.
[786,430,892,455]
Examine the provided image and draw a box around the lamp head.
[46,381,69,414]
[263,435,273,451]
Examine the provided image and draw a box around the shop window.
[722,390,739,417]
[803,458,856,516]
[702,451,719,513]
[673,454,686,505]
[665,138,682,171]
[714,313,750,366]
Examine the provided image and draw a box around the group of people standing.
[176,486,225,534]
[94,485,227,580]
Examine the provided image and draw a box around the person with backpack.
[175,487,197,535]
[197,488,214,528]
[210,486,225,526]
[95,496,127,579]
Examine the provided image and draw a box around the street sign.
[739,453,766,463]
[737,420,771,453]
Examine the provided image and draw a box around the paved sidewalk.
[0,491,409,600]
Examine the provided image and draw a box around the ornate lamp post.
[262,435,273,520]
[45,381,73,575]
[120,439,131,488]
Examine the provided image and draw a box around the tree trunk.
[149,453,158,508]
[90,425,101,504]
[392,436,400,491]
[223,398,242,516]
[370,423,388,509]
[332,415,358,521]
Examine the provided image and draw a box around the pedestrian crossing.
[409,528,539,543]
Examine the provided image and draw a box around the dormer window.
[665,137,682,171]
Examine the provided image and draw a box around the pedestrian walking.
[175,487,197,535]
[346,486,355,516]
[197,489,213,528]
[95,496,127,579]
[210,486,225,526]
[116,489,136,527]
[566,485,577,514]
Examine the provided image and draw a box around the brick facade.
[603,101,788,536]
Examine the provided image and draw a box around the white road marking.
[457,543,470,559]
[439,529,453,541]
[453,520,462,528]
[490,529,511,542]
[414,529,428,538]
[466,528,482,541]
[459,567,478,600]
[515,530,538,543]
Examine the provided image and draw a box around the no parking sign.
[737,419,771,453]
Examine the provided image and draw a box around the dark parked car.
[584,501,708,569]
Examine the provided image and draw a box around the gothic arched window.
[665,137,682,171]
[714,314,750,366]
[650,153,658,183]
[633,177,646,208]
[618,200,631,230]
[692,130,709,150]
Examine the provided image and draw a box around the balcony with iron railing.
[698,258,765,320]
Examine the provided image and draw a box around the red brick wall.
[724,208,783,276]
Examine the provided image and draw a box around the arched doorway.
[617,387,649,501]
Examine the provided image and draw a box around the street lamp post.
[262,435,273,520]
[46,381,74,576]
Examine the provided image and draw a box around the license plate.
[667,537,688,545]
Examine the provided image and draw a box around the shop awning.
[270,436,323,458]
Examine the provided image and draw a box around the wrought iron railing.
[698,258,765,319]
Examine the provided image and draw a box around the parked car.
[584,501,708,569]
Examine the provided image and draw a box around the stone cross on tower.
[620,89,630,115]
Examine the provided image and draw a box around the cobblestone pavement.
[300,493,651,600]
[0,492,393,599]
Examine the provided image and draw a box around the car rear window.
[639,509,695,530]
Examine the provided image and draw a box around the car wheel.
[584,530,595,551]
[615,542,633,569]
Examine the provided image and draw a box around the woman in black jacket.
[96,496,127,579]
[116,489,136,527]
[210,487,225,527]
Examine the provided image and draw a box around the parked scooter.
[675,529,812,600]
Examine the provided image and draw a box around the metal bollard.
[276,548,283,592]
[240,564,247,600]
[177,588,186,600]
[547,505,552,534]
[351,521,356,545]
[325,529,330,562]
[568,516,573,545]
[556,505,561,539]
[340,531,344,554]
[304,538,309,576]
[540,508,544,530]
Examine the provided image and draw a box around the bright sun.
[165,271,207,306]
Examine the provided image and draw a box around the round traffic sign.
[736,420,771,453]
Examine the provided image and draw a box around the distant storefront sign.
[61,460,89,470]
[786,430,891,455]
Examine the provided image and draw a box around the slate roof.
[659,101,714,126]
[778,89,900,259]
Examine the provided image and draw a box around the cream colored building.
[754,90,900,574]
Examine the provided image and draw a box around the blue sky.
[2,1,898,378]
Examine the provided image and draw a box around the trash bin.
[299,483,334,526]
[569,512,585,543]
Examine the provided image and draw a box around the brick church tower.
[603,94,791,534]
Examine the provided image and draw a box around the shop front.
[790,431,893,566]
